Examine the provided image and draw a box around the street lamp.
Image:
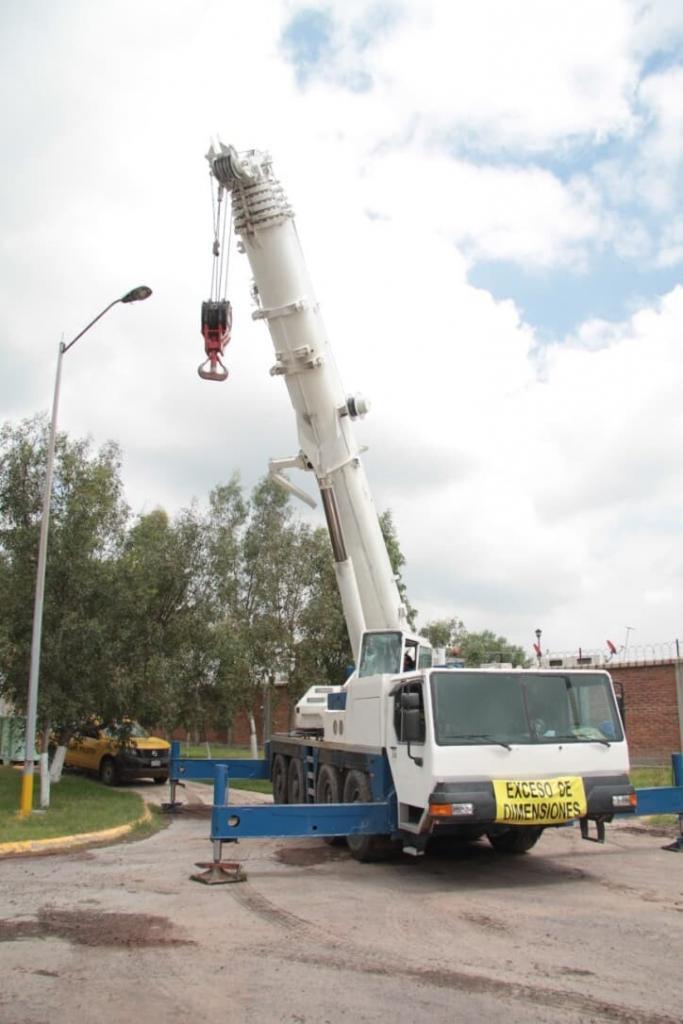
[534,628,543,667]
[19,285,152,816]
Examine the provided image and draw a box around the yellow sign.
[493,776,587,825]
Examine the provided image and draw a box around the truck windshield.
[430,671,623,746]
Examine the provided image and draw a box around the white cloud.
[358,153,602,268]
[2,0,683,658]
[322,0,639,152]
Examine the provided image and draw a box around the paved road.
[1,783,681,1024]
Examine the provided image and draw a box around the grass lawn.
[176,742,259,759]
[629,766,680,828]
[0,766,162,845]
[630,766,675,788]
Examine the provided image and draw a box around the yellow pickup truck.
[65,721,170,785]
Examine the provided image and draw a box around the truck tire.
[99,756,118,787]
[342,769,392,862]
[287,756,305,804]
[272,753,289,804]
[316,763,341,803]
[316,764,345,847]
[487,827,543,854]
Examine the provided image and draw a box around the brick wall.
[170,687,293,748]
[611,661,681,765]
[230,688,293,745]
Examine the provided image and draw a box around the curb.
[0,803,153,857]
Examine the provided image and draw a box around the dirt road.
[1,783,681,1024]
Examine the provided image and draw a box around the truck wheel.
[487,827,543,854]
[99,757,118,787]
[272,754,289,804]
[316,764,345,846]
[316,763,341,803]
[287,756,305,804]
[343,769,391,862]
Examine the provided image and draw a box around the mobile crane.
[182,143,635,874]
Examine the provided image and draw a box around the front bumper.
[428,774,635,829]
[115,752,169,780]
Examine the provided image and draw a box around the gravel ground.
[0,782,681,1024]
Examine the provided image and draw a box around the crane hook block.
[198,299,232,382]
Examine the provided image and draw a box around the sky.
[1,0,683,659]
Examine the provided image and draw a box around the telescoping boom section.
[204,142,422,664]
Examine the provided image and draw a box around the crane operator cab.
[358,630,432,677]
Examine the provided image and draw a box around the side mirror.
[402,709,422,743]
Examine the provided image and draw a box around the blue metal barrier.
[633,753,683,817]
[209,763,393,840]
[633,753,683,851]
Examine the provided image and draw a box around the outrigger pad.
[191,861,247,885]
[161,802,184,814]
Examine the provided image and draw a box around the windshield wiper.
[457,734,512,750]
[551,732,612,747]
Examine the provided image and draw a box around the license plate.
[493,776,587,825]
[150,759,161,767]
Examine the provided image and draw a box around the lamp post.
[19,286,152,816]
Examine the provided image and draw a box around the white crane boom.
[207,143,408,661]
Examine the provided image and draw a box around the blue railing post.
[214,763,229,807]
[166,739,182,807]
[211,764,229,860]
[664,753,683,852]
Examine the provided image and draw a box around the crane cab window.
[359,631,403,676]
[417,645,432,669]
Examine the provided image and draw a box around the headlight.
[430,802,474,817]
[612,793,636,809]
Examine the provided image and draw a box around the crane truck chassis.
[183,143,640,880]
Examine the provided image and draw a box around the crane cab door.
[388,678,428,831]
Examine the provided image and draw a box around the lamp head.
[121,285,153,303]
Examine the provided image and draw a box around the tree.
[379,509,417,628]
[107,505,214,736]
[207,477,314,755]
[419,617,465,649]
[457,629,528,668]
[292,527,353,695]
[0,416,128,800]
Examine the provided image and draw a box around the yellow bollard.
[19,769,34,817]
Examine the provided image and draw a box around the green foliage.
[0,416,128,740]
[458,629,529,668]
[292,527,353,696]
[420,617,527,667]
[379,509,417,627]
[420,617,465,649]
[107,504,212,732]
